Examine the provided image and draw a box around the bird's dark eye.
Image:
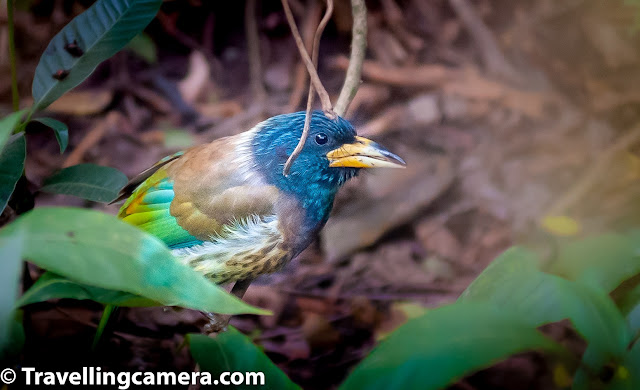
[315,133,328,145]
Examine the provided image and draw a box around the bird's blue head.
[252,111,405,223]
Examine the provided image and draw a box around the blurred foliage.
[30,0,162,111]
[0,133,26,214]
[16,272,158,308]
[126,33,158,64]
[0,207,265,315]
[340,302,560,390]
[1,0,640,389]
[0,227,24,360]
[0,0,261,360]
[40,164,128,203]
[31,117,68,153]
[182,232,640,389]
[189,330,301,390]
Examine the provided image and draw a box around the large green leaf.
[0,110,26,152]
[0,226,24,359]
[1,207,267,315]
[606,340,640,390]
[0,133,26,214]
[566,282,631,363]
[40,163,128,203]
[17,272,157,307]
[188,329,300,390]
[550,232,640,292]
[31,117,69,153]
[460,247,572,326]
[31,0,162,111]
[460,247,631,363]
[340,302,559,390]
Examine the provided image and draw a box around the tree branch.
[334,0,367,117]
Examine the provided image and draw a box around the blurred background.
[1,0,640,388]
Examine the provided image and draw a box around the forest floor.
[2,0,640,388]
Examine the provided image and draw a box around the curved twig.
[287,3,322,111]
[281,0,335,116]
[283,0,334,176]
[334,0,367,116]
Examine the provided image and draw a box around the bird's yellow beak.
[326,136,406,169]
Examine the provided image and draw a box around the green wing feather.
[117,153,202,249]
[117,143,280,251]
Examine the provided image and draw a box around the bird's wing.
[117,138,280,250]
[111,151,184,205]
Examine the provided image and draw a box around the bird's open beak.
[326,136,406,168]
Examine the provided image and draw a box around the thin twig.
[245,0,266,101]
[287,1,322,111]
[280,0,334,115]
[331,56,456,87]
[7,0,19,111]
[283,0,334,176]
[63,112,120,167]
[334,0,367,117]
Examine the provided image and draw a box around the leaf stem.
[7,0,19,112]
[92,304,117,350]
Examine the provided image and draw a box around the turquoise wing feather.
[118,167,202,249]
[117,141,281,252]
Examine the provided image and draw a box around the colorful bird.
[115,111,405,289]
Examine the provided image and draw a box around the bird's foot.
[203,312,231,334]
[202,278,254,334]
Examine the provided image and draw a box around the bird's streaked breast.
[172,214,291,284]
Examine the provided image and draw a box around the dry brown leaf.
[46,90,113,116]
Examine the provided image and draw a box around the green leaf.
[617,282,640,341]
[40,163,128,203]
[0,110,26,152]
[0,207,267,315]
[31,117,69,153]
[566,282,631,363]
[125,33,157,63]
[460,247,582,326]
[460,247,631,364]
[340,302,559,390]
[31,0,162,111]
[550,233,640,292]
[0,133,26,214]
[188,329,300,390]
[0,226,24,359]
[17,272,158,307]
[606,341,640,390]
